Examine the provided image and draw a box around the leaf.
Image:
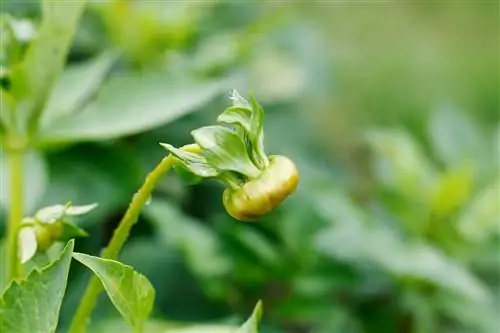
[431,164,473,217]
[457,178,500,242]
[191,125,261,178]
[235,300,263,333]
[218,91,268,169]
[315,222,489,304]
[38,75,228,143]
[160,143,219,178]
[0,150,48,214]
[72,253,155,330]
[366,129,436,200]
[0,240,74,333]
[145,201,232,280]
[428,105,485,168]
[40,51,118,127]
[8,0,87,130]
[18,225,37,264]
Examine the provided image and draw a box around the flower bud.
[223,155,299,221]
[34,221,63,251]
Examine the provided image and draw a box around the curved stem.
[6,150,23,281]
[68,144,200,333]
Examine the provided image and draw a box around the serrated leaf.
[72,253,155,330]
[236,301,263,333]
[40,51,117,127]
[218,91,268,169]
[191,125,260,178]
[8,0,87,131]
[38,75,228,143]
[0,240,74,333]
[229,89,252,109]
[160,143,219,178]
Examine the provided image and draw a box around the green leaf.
[315,221,489,304]
[9,0,87,131]
[236,301,263,333]
[38,75,228,143]
[191,125,261,178]
[0,150,48,214]
[217,90,268,169]
[160,143,219,178]
[40,51,118,128]
[72,252,155,331]
[0,240,74,333]
[457,178,500,242]
[366,129,436,200]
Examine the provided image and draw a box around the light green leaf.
[9,0,87,130]
[366,129,436,199]
[38,75,228,143]
[235,301,263,333]
[0,150,48,214]
[217,106,253,134]
[160,143,219,178]
[40,51,117,127]
[218,91,268,169]
[315,222,489,304]
[428,105,485,168]
[72,253,155,330]
[0,240,74,333]
[457,178,500,242]
[191,125,260,178]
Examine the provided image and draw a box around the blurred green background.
[1,1,499,332]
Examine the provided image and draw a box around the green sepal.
[35,202,97,224]
[59,221,88,240]
[217,90,269,169]
[191,125,261,179]
[174,164,203,185]
[160,143,219,178]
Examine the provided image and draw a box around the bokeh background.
[1,1,499,332]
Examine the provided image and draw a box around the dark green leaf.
[38,76,228,143]
[0,240,74,333]
[191,125,260,178]
[72,253,155,331]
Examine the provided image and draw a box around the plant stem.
[68,144,200,333]
[6,150,24,281]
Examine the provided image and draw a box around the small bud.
[222,155,299,221]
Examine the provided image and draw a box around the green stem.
[6,150,24,281]
[68,144,200,333]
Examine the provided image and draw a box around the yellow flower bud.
[223,155,299,221]
[34,221,63,251]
